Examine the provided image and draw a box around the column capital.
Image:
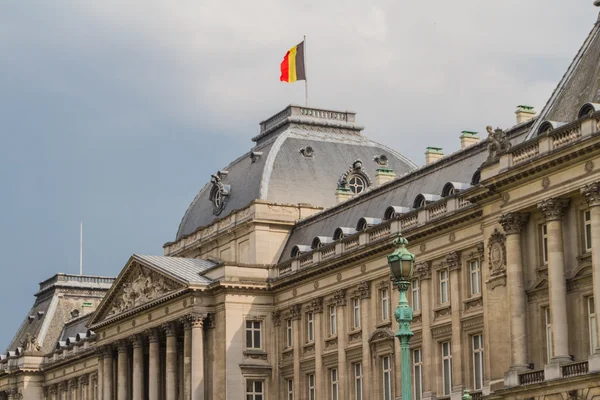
[162,321,177,337]
[96,344,112,358]
[499,212,529,235]
[287,304,302,320]
[328,289,347,307]
[129,334,144,348]
[307,297,325,313]
[69,378,79,389]
[582,182,600,207]
[186,313,207,328]
[145,327,161,343]
[116,339,129,353]
[538,198,569,221]
[79,374,89,385]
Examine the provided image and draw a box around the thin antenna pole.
[304,35,308,106]
[79,221,83,276]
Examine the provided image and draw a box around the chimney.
[460,131,479,149]
[515,105,536,124]
[373,154,396,185]
[335,188,353,203]
[425,147,444,165]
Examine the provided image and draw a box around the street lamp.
[387,233,415,400]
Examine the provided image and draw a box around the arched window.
[348,174,367,194]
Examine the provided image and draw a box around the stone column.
[332,289,347,400]
[416,262,433,400]
[190,314,206,400]
[360,285,372,399]
[96,349,104,400]
[290,305,301,400]
[180,317,192,400]
[130,335,144,400]
[164,322,178,400]
[102,346,114,400]
[499,212,529,371]
[447,251,463,395]
[539,198,571,363]
[147,329,161,400]
[116,341,128,400]
[582,183,600,371]
[312,298,324,400]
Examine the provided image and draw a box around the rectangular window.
[589,297,597,355]
[439,270,449,304]
[472,334,484,390]
[442,341,453,396]
[353,298,361,329]
[330,368,339,400]
[329,305,337,336]
[383,356,392,400]
[307,312,314,342]
[246,380,264,400]
[585,210,592,252]
[542,224,549,265]
[246,320,262,350]
[381,288,390,320]
[470,260,481,296]
[413,349,423,400]
[286,319,293,347]
[354,363,363,400]
[412,279,421,312]
[308,374,316,400]
[287,379,294,400]
[545,307,553,363]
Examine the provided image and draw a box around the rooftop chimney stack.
[425,147,444,165]
[515,105,536,124]
[459,131,479,149]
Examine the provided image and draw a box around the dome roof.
[175,105,417,240]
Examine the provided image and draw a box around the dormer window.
[338,160,371,195]
[348,175,367,194]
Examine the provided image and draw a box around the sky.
[0,1,596,349]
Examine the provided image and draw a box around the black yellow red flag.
[280,41,306,83]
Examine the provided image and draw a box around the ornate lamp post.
[387,233,416,400]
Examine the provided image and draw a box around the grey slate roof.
[526,14,600,139]
[175,106,417,240]
[5,296,52,353]
[279,126,530,261]
[59,314,92,342]
[133,254,216,284]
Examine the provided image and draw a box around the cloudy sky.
[0,1,596,349]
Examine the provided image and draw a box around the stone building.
[5,6,600,400]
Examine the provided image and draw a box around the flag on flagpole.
[280,41,306,83]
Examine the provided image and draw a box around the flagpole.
[79,221,83,276]
[304,34,308,106]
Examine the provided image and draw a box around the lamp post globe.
[387,233,415,400]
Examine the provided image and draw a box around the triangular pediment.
[90,257,187,326]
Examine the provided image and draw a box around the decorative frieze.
[431,323,453,338]
[538,198,569,221]
[328,289,347,306]
[582,182,600,207]
[499,213,529,235]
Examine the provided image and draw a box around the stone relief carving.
[328,289,347,306]
[487,229,506,275]
[106,265,178,319]
[414,261,431,280]
[354,281,371,299]
[209,170,230,215]
[582,182,600,207]
[20,333,40,352]
[446,251,461,271]
[486,126,511,162]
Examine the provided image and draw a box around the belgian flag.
[280,41,306,83]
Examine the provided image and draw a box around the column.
[117,341,128,400]
[335,290,348,400]
[181,317,192,400]
[190,314,206,400]
[102,346,114,400]
[130,335,144,400]
[291,305,301,400]
[96,349,104,400]
[313,299,324,400]
[147,329,161,400]
[164,322,178,400]
[499,212,529,370]
[538,198,570,362]
[417,263,434,400]
[448,251,463,394]
[583,183,600,357]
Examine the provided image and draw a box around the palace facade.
[5,7,600,400]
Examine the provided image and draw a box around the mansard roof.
[526,14,600,139]
[174,105,417,241]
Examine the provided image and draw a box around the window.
[286,319,293,347]
[329,305,337,336]
[381,288,390,320]
[413,349,423,400]
[442,341,452,396]
[348,175,367,194]
[469,260,481,296]
[383,356,392,400]
[354,363,363,400]
[353,298,361,329]
[246,320,262,350]
[412,279,421,312]
[439,270,449,304]
[472,334,484,390]
[330,368,339,400]
[585,210,592,252]
[246,380,264,400]
[589,297,597,355]
[287,379,294,400]
[307,374,315,400]
[542,224,549,265]
[307,312,314,342]
[544,307,553,363]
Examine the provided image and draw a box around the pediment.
[92,258,186,324]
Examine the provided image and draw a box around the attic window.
[70,309,80,319]
[348,175,367,194]
[338,160,371,195]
